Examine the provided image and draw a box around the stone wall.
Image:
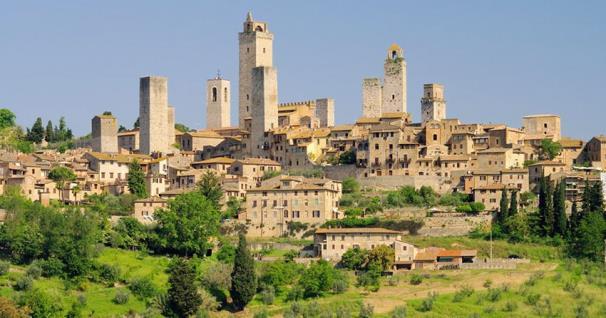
[417,214,492,237]
[461,258,530,270]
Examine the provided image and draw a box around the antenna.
[216,69,222,80]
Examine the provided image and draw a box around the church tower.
[206,75,231,129]
[239,11,274,131]
[382,44,407,114]
[421,83,446,123]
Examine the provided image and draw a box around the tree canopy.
[127,160,147,198]
[0,109,16,130]
[540,139,562,160]
[230,233,256,310]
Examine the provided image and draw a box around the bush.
[342,177,360,194]
[99,264,121,286]
[409,274,423,285]
[525,292,541,305]
[216,243,236,263]
[503,301,518,312]
[390,305,407,318]
[13,276,33,291]
[0,261,9,275]
[254,309,269,318]
[524,271,544,286]
[128,277,157,299]
[416,293,436,312]
[37,258,64,277]
[387,275,399,287]
[260,286,275,305]
[486,288,502,302]
[26,264,42,279]
[453,285,474,302]
[332,276,349,294]
[113,290,129,304]
[358,303,374,318]
[483,279,492,288]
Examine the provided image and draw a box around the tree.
[28,117,45,143]
[45,120,54,143]
[165,258,201,318]
[198,170,223,208]
[508,191,518,217]
[342,177,360,194]
[19,289,62,318]
[174,123,191,133]
[152,191,221,256]
[498,190,508,226]
[540,139,562,160]
[519,191,537,209]
[338,149,356,165]
[48,166,76,202]
[133,117,140,129]
[71,184,81,205]
[568,200,581,238]
[569,211,606,261]
[340,247,369,270]
[298,260,340,298]
[127,160,147,198]
[553,182,567,237]
[0,109,16,130]
[538,177,555,236]
[118,125,127,132]
[230,233,256,310]
[367,245,395,272]
[589,182,604,214]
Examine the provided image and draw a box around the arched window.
[255,25,264,32]
[392,51,397,59]
[224,88,228,102]
[212,87,217,102]
[433,134,438,141]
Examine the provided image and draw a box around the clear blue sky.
[1,1,605,139]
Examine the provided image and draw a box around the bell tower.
[382,43,407,114]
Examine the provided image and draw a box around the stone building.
[91,113,118,153]
[362,78,382,118]
[140,76,170,155]
[421,84,446,123]
[242,175,342,237]
[522,114,561,142]
[207,76,231,129]
[361,44,407,117]
[239,12,273,130]
[315,98,335,127]
[133,196,168,224]
[584,136,606,169]
[118,129,139,152]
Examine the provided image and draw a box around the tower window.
[255,26,264,32]
[212,87,217,102]
[433,134,438,141]
[392,51,397,59]
[544,123,548,128]
[247,48,250,53]
[246,94,249,101]
[392,94,395,101]
[263,48,266,53]
[224,88,228,102]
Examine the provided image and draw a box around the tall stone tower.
[250,66,278,157]
[167,105,175,147]
[91,113,118,153]
[382,44,407,114]
[139,76,168,155]
[315,98,335,127]
[206,76,231,129]
[362,78,382,117]
[421,83,446,123]
[239,11,273,131]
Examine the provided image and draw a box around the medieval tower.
[139,76,169,155]
[91,113,118,153]
[250,66,278,157]
[239,12,273,131]
[362,78,382,117]
[382,44,407,114]
[206,76,231,129]
[315,98,335,127]
[421,83,446,123]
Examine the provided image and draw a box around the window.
[312,210,320,218]
[252,200,257,207]
[433,134,438,141]
[224,87,228,102]
[212,87,217,102]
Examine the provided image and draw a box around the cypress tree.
[590,182,604,214]
[230,233,256,310]
[538,177,547,231]
[127,160,147,198]
[509,191,518,217]
[29,117,45,143]
[499,189,509,226]
[544,180,555,236]
[581,180,593,214]
[165,258,201,318]
[553,182,567,236]
[45,120,54,142]
[568,200,579,240]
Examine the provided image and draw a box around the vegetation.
[127,160,147,198]
[197,171,223,209]
[540,138,562,160]
[164,258,201,317]
[174,123,191,133]
[338,149,356,165]
[230,233,257,310]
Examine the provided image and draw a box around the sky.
[1,1,605,139]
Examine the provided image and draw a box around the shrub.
[387,275,399,286]
[332,276,349,294]
[216,244,236,263]
[525,292,541,305]
[564,280,579,293]
[453,285,474,302]
[486,288,502,302]
[260,286,275,305]
[13,276,33,291]
[342,177,360,194]
[0,261,9,275]
[574,304,589,318]
[390,305,407,318]
[503,301,518,312]
[525,271,544,286]
[358,303,374,318]
[113,290,129,304]
[416,293,436,312]
[254,309,269,318]
[128,277,157,299]
[409,274,423,285]
[99,264,121,286]
[26,264,42,279]
[483,279,492,288]
[38,257,64,277]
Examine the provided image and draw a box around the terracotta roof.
[237,158,281,166]
[186,130,223,138]
[559,138,583,148]
[135,196,168,203]
[315,227,401,235]
[197,157,235,165]
[331,125,354,132]
[356,117,381,124]
[527,160,566,167]
[437,249,477,257]
[85,152,152,164]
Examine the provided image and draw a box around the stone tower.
[421,84,446,123]
[250,66,278,157]
[91,113,118,153]
[206,76,231,129]
[362,78,382,117]
[382,43,407,114]
[139,76,168,155]
[239,11,273,131]
[315,98,335,127]
[167,105,175,147]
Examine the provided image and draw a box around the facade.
[118,129,140,152]
[133,196,168,224]
[522,114,561,141]
[362,78,383,118]
[239,12,273,130]
[243,176,342,237]
[382,44,407,114]
[249,66,278,157]
[315,98,335,128]
[207,77,231,129]
[91,114,118,153]
[584,136,606,169]
[314,228,412,262]
[421,84,446,123]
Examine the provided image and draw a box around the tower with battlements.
[140,76,169,155]
[382,44,407,114]
[250,66,278,157]
[421,83,446,123]
[91,113,118,153]
[239,12,273,131]
[315,98,335,127]
[207,76,231,128]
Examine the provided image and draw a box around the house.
[133,196,168,224]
